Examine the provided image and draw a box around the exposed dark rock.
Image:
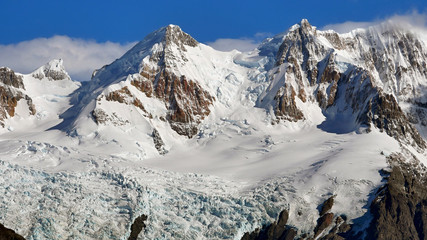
[241,197,352,240]
[360,93,426,149]
[241,210,297,240]
[0,223,25,240]
[127,215,147,240]
[165,25,198,50]
[136,68,214,138]
[94,86,152,125]
[274,86,304,122]
[320,196,335,216]
[366,153,427,240]
[314,213,334,238]
[152,128,168,155]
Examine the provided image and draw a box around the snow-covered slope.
[0,20,427,239]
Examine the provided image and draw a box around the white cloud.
[0,36,136,81]
[206,32,274,52]
[322,21,375,33]
[206,38,259,52]
[322,11,427,34]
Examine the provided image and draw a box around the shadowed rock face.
[367,154,427,240]
[127,215,147,240]
[0,223,25,240]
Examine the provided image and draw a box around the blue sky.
[1,0,427,80]
[2,0,427,44]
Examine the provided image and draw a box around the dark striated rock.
[319,196,335,216]
[274,86,304,122]
[0,223,25,240]
[136,68,214,138]
[152,128,168,155]
[314,213,334,238]
[127,215,147,240]
[366,153,427,240]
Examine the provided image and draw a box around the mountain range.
[1,19,427,239]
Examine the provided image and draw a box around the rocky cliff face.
[0,68,35,126]
[367,153,427,240]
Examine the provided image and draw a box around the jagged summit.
[164,24,198,49]
[31,59,71,81]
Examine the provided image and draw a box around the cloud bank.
[206,32,273,52]
[206,38,259,52]
[0,36,136,81]
[322,11,427,33]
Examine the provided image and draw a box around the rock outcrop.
[152,128,168,155]
[132,69,214,137]
[32,59,71,81]
[241,210,297,240]
[0,68,35,126]
[367,153,427,240]
[241,196,351,240]
[127,215,147,240]
[0,223,25,240]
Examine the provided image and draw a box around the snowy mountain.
[1,20,427,239]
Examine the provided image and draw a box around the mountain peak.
[164,24,198,48]
[32,59,71,81]
[300,19,311,27]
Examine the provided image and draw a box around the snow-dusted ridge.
[0,20,427,239]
